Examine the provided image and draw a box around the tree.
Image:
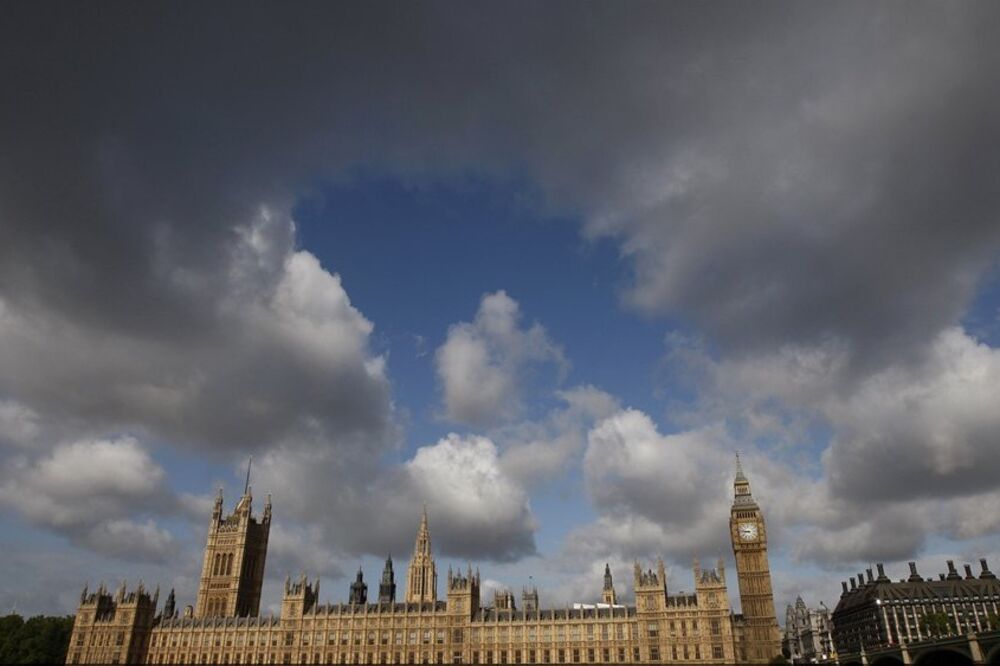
[919,611,955,638]
[0,614,74,664]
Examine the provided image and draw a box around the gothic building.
[66,458,781,664]
[195,484,271,618]
[782,596,834,664]
[729,453,782,662]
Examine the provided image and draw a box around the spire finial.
[244,455,253,496]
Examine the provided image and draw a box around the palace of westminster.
[65,459,783,664]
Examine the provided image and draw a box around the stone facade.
[66,460,779,664]
[729,453,782,663]
[782,596,834,663]
[195,488,271,618]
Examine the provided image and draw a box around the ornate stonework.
[66,462,780,665]
[730,453,782,663]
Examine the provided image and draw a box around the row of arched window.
[213,552,235,577]
[205,597,227,616]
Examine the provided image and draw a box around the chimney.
[841,581,848,594]
[850,577,857,591]
[938,574,945,581]
[981,559,996,580]
[858,572,866,587]
[866,568,874,584]
[964,564,974,580]
[876,563,889,582]
[907,562,921,582]
[946,560,961,580]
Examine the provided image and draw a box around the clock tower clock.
[730,453,780,663]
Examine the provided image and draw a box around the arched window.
[213,553,221,576]
[226,553,233,576]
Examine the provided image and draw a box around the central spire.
[405,505,437,603]
[414,504,431,556]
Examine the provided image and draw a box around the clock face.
[738,522,758,541]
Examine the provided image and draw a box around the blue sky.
[1,1,1000,622]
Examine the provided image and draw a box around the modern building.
[831,559,1000,655]
[782,596,834,663]
[66,459,781,664]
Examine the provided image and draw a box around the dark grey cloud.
[2,0,1000,581]
[4,3,996,366]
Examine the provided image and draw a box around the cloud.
[0,211,394,453]
[0,400,40,448]
[0,436,182,562]
[497,385,620,487]
[436,291,566,425]
[1,0,1000,611]
[251,430,537,571]
[823,327,1000,503]
[405,433,537,560]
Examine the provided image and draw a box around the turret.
[162,588,176,619]
[602,563,618,605]
[282,574,318,618]
[522,585,539,613]
[349,568,368,605]
[446,563,480,616]
[379,555,397,604]
[634,558,667,611]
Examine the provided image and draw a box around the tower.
[633,558,667,612]
[522,584,538,612]
[379,555,397,604]
[349,567,368,605]
[194,463,271,618]
[601,563,618,605]
[281,574,318,619]
[446,564,480,617]
[66,581,158,665]
[405,506,437,603]
[730,453,781,663]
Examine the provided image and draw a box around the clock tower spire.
[730,452,781,663]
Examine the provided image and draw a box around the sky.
[1,1,1000,621]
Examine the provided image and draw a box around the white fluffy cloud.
[0,436,181,562]
[406,433,537,559]
[436,291,566,425]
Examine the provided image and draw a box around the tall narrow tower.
[730,453,780,663]
[379,555,397,604]
[405,506,437,603]
[601,563,618,605]
[194,467,271,617]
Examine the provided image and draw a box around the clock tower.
[730,453,780,663]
